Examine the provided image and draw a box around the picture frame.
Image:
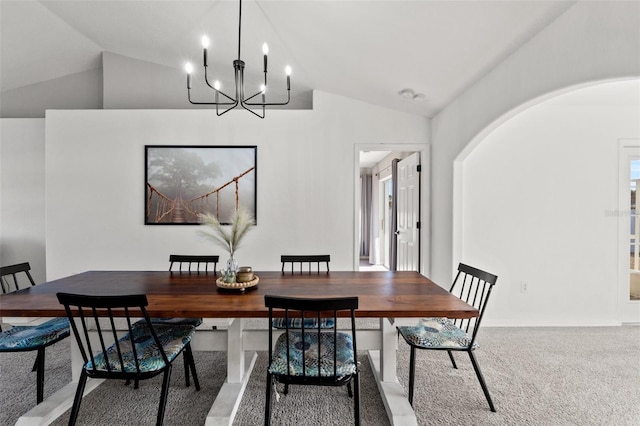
[145,145,257,225]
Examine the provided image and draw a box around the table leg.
[205,318,257,426]
[380,317,397,381]
[366,318,418,426]
[227,318,244,382]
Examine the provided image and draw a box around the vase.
[223,256,239,283]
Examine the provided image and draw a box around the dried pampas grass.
[198,207,254,256]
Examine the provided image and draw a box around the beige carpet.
[1,326,639,425]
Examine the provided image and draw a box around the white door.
[619,141,640,323]
[396,153,420,271]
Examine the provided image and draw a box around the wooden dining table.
[0,270,478,426]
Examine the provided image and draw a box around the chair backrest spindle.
[280,255,330,274]
[169,255,219,274]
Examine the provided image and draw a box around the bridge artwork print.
[145,145,257,225]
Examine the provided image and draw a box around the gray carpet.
[1,326,639,425]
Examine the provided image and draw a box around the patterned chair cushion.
[268,331,356,378]
[397,317,478,350]
[150,317,203,327]
[86,323,194,374]
[271,317,335,329]
[0,318,69,351]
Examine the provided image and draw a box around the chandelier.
[184,0,291,118]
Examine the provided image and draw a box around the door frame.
[353,143,430,275]
[618,139,640,324]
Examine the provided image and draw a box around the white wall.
[102,51,185,110]
[431,1,640,286]
[102,52,313,111]
[0,119,47,283]
[45,91,429,280]
[0,69,103,118]
[462,80,640,326]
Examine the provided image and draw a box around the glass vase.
[223,256,239,283]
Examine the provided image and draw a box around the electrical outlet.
[520,281,528,293]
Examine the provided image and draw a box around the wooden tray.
[216,275,259,292]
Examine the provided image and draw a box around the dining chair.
[0,261,37,294]
[275,255,335,331]
[280,255,330,274]
[56,292,200,426]
[137,254,218,388]
[0,262,70,405]
[396,263,498,412]
[264,295,360,426]
[169,254,219,273]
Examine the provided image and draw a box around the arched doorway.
[454,79,640,326]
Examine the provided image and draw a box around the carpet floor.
[1,326,639,425]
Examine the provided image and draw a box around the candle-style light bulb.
[262,43,268,73]
[185,62,193,89]
[201,36,210,67]
[285,66,291,90]
[260,84,266,103]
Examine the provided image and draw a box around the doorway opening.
[357,147,424,272]
[618,140,640,323]
[630,163,640,301]
[360,172,393,272]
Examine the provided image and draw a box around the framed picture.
[145,145,257,225]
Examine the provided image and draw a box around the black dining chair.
[57,292,200,426]
[169,254,219,273]
[280,255,330,274]
[275,255,335,332]
[265,295,360,425]
[136,255,218,388]
[396,263,498,412]
[0,262,70,405]
[0,262,37,294]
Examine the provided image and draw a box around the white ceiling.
[0,0,577,117]
[359,150,391,168]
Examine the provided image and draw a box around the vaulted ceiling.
[1,0,576,117]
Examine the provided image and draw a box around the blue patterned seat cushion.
[150,317,203,327]
[0,318,69,351]
[86,323,194,374]
[269,331,356,378]
[397,317,477,350]
[271,317,335,329]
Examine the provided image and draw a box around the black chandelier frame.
[185,0,291,118]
